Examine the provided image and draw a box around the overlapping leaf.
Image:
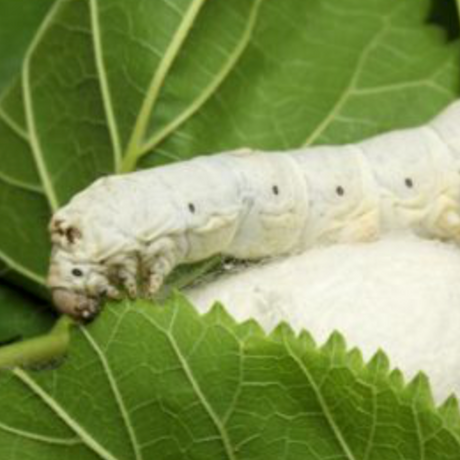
[1,295,460,459]
[0,0,459,297]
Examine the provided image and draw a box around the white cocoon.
[185,234,460,403]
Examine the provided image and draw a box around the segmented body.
[48,101,460,319]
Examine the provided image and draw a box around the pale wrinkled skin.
[48,102,460,321]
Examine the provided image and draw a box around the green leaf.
[0,284,55,344]
[0,295,459,459]
[0,0,459,296]
[0,0,55,91]
[0,0,55,286]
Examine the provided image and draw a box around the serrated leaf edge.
[176,294,460,443]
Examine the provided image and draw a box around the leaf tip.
[346,347,365,373]
[439,394,460,430]
[388,367,405,391]
[367,348,390,378]
[405,371,435,409]
[237,318,265,339]
[321,330,347,358]
[298,329,316,350]
[205,301,237,327]
[270,321,296,343]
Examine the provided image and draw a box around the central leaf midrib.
[283,336,358,460]
[141,309,238,460]
[82,327,144,460]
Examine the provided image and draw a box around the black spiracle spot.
[188,203,196,213]
[272,185,279,195]
[404,178,414,188]
[336,186,345,196]
[72,268,83,277]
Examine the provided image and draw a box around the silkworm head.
[47,248,103,320]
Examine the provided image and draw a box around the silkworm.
[47,101,460,320]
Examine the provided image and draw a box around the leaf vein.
[0,251,46,286]
[139,0,264,156]
[301,2,409,147]
[302,26,386,147]
[0,170,44,195]
[121,0,208,172]
[0,107,29,142]
[0,421,81,446]
[89,0,123,172]
[13,369,121,460]
[81,327,144,460]
[283,334,358,460]
[21,0,64,211]
[140,309,238,460]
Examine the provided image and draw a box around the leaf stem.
[0,316,73,370]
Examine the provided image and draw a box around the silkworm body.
[48,101,460,319]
